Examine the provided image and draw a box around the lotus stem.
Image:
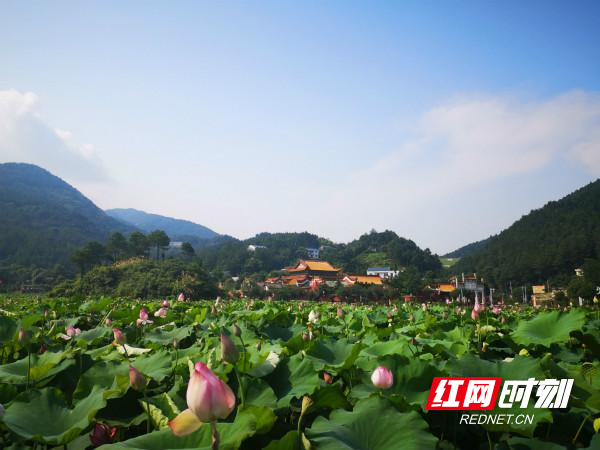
[211,421,220,450]
[572,413,590,445]
[233,366,245,407]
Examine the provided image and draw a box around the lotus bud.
[105,317,112,326]
[323,372,333,384]
[139,308,149,321]
[482,342,489,353]
[173,338,178,349]
[129,366,146,391]
[17,328,28,344]
[371,366,394,389]
[177,292,186,302]
[220,333,239,364]
[233,324,241,337]
[168,362,235,435]
[308,310,319,324]
[112,328,126,345]
[162,299,170,308]
[90,422,118,447]
[302,332,310,342]
[411,337,418,346]
[211,305,218,315]
[471,309,479,321]
[301,396,314,416]
[336,308,344,318]
[492,306,501,315]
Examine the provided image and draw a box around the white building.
[306,247,320,259]
[247,244,267,252]
[366,267,399,279]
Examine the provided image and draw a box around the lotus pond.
[0,295,599,450]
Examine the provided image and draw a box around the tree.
[106,232,129,261]
[181,242,195,258]
[147,230,170,260]
[71,241,107,276]
[129,232,149,257]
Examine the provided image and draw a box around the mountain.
[106,208,219,243]
[444,237,492,258]
[454,179,600,286]
[0,163,135,269]
[198,230,441,276]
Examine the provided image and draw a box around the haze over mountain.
[106,208,219,243]
[0,163,135,268]
[454,178,600,285]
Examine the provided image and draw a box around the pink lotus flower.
[371,366,394,389]
[323,372,333,384]
[66,326,81,337]
[154,307,168,318]
[169,362,236,436]
[89,422,118,447]
[161,299,170,308]
[112,328,126,345]
[177,292,186,302]
[61,325,82,340]
[492,306,501,315]
[471,309,479,321]
[136,307,153,326]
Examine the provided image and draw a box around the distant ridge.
[106,208,219,242]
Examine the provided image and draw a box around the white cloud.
[309,90,600,250]
[0,89,107,182]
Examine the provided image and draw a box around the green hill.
[199,230,441,276]
[454,179,600,286]
[0,163,135,270]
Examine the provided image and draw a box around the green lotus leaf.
[307,396,437,450]
[0,350,74,385]
[0,315,18,343]
[143,326,193,345]
[140,392,181,429]
[306,338,363,369]
[3,386,106,445]
[97,406,269,450]
[73,360,130,400]
[266,354,321,408]
[511,310,586,347]
[131,349,173,382]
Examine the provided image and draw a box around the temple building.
[341,275,384,286]
[264,260,342,289]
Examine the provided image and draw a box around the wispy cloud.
[0,89,107,182]
[309,91,600,249]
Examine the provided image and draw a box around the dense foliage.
[198,230,441,277]
[51,259,219,300]
[0,296,598,449]
[455,179,600,286]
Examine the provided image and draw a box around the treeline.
[198,230,441,277]
[70,230,195,275]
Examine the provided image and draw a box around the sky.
[1,1,599,254]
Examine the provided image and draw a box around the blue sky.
[1,1,599,253]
